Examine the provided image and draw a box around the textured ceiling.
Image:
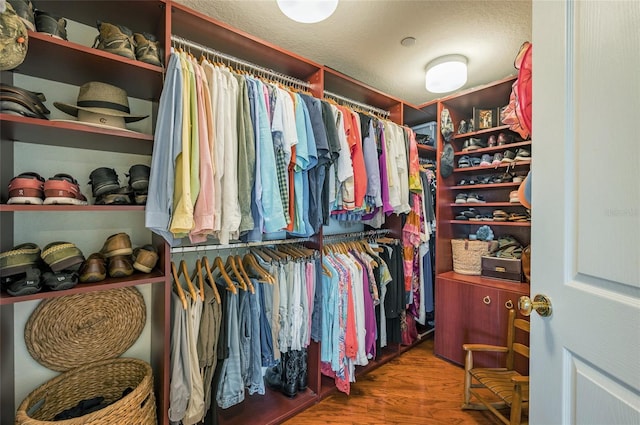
[174,0,532,106]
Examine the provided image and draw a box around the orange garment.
[337,106,367,209]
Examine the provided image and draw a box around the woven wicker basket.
[15,358,156,425]
[451,239,498,275]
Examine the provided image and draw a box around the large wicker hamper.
[451,238,498,275]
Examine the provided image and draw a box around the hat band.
[77,100,130,114]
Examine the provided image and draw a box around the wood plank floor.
[283,337,506,425]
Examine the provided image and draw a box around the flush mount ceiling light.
[425,54,468,93]
[276,0,339,24]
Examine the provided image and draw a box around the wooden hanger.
[170,261,188,310]
[201,257,221,304]
[191,258,205,301]
[225,255,248,291]
[243,253,274,284]
[250,247,274,263]
[178,259,198,300]
[209,256,237,294]
[235,255,255,294]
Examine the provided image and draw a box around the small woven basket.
[451,239,498,275]
[15,358,156,425]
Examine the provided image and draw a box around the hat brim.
[53,102,148,123]
[50,119,144,134]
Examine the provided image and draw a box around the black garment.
[320,100,341,225]
[380,243,405,344]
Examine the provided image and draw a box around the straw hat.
[54,81,148,123]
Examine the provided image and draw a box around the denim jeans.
[216,290,244,409]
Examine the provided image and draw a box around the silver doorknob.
[519,294,552,317]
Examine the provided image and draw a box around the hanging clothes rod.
[171,35,312,89]
[323,90,390,118]
[322,228,392,242]
[170,237,316,255]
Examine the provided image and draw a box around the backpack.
[0,2,28,71]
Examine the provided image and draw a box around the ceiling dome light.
[425,54,468,93]
[277,0,339,24]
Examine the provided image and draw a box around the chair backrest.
[505,309,530,370]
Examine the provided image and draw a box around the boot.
[281,351,298,398]
[133,32,163,67]
[34,9,68,40]
[92,21,135,60]
[297,348,308,391]
[264,361,282,391]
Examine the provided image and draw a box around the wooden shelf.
[437,270,530,290]
[217,386,318,425]
[15,31,164,101]
[449,202,523,207]
[454,141,532,156]
[453,160,531,173]
[0,270,165,305]
[0,114,154,155]
[451,182,521,190]
[0,204,145,212]
[453,124,513,139]
[417,144,436,154]
[447,220,531,226]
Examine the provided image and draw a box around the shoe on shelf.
[509,190,520,203]
[4,266,42,296]
[95,186,133,205]
[455,193,468,204]
[89,167,120,198]
[491,152,503,166]
[133,32,163,66]
[108,255,134,278]
[101,232,133,258]
[92,20,136,60]
[7,172,45,205]
[500,150,516,163]
[479,154,492,167]
[497,132,513,145]
[132,245,158,273]
[78,252,107,283]
[0,242,41,277]
[470,156,481,167]
[487,134,497,147]
[7,0,35,31]
[133,191,147,205]
[466,193,485,203]
[514,148,531,161]
[43,174,88,205]
[127,164,150,191]
[43,269,78,291]
[41,241,85,272]
[34,9,68,40]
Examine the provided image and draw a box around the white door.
[531,1,640,424]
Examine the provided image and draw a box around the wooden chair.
[462,309,530,425]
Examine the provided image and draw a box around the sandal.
[5,266,42,296]
[7,172,45,205]
[43,270,78,291]
[43,174,88,205]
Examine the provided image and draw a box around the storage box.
[481,256,522,282]
[412,121,437,140]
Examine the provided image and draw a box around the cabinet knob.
[483,295,491,305]
[519,294,553,317]
[505,299,514,309]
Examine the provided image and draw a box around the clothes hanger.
[170,261,188,310]
[243,253,274,284]
[225,255,247,291]
[250,247,274,263]
[201,256,222,304]
[235,254,255,294]
[178,259,198,300]
[192,258,205,301]
[210,256,237,294]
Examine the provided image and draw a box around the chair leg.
[464,350,473,405]
[510,383,523,425]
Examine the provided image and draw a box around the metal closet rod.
[169,229,392,254]
[170,35,311,89]
[323,90,390,118]
[322,228,392,242]
[170,237,316,254]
